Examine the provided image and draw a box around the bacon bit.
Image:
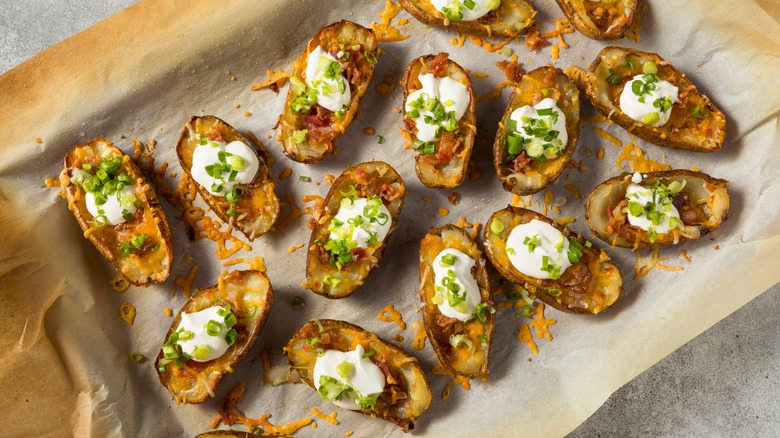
[441,382,452,401]
[119,301,136,325]
[411,321,427,351]
[496,58,524,84]
[524,26,548,52]
[288,243,305,253]
[222,256,266,272]
[378,304,406,330]
[593,127,623,148]
[597,146,605,160]
[172,265,199,298]
[551,43,560,60]
[311,408,339,425]
[429,52,450,77]
[211,381,314,434]
[556,217,576,225]
[455,217,480,240]
[564,184,581,200]
[109,276,130,292]
[363,127,376,136]
[243,111,252,117]
[279,168,292,180]
[371,0,410,42]
[250,68,292,93]
[468,158,482,181]
[393,334,405,342]
[375,75,397,96]
[529,303,556,341]
[681,250,692,263]
[634,248,684,280]
[518,323,538,354]
[438,207,450,217]
[616,143,671,173]
[422,196,431,203]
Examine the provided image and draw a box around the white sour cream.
[85,185,138,225]
[619,74,679,127]
[432,248,481,321]
[625,183,682,234]
[313,345,386,410]
[175,306,233,363]
[507,97,568,159]
[329,197,392,249]
[431,0,499,21]
[505,219,572,280]
[405,73,470,142]
[305,46,351,113]
[191,139,260,196]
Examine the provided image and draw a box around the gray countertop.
[4,1,778,436]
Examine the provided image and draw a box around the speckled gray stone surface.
[3,1,779,436]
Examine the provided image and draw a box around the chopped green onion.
[299,176,312,182]
[292,129,308,144]
[691,105,710,119]
[223,312,237,329]
[192,345,211,360]
[606,69,621,85]
[225,329,238,346]
[440,254,457,267]
[205,320,223,336]
[643,112,660,125]
[485,0,500,10]
[642,61,658,74]
[337,360,352,379]
[490,219,505,236]
[292,296,306,309]
[362,349,376,359]
[364,50,377,65]
[377,135,385,144]
[129,353,146,363]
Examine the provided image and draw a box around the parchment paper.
[1,0,779,436]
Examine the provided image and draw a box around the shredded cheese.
[411,321,427,351]
[311,408,339,425]
[172,265,199,298]
[222,256,266,272]
[109,276,130,292]
[211,381,314,434]
[377,303,406,330]
[371,0,410,42]
[592,127,623,148]
[518,323,538,354]
[564,183,581,200]
[615,143,671,173]
[119,301,136,325]
[449,32,466,47]
[681,250,692,263]
[249,68,292,93]
[441,382,451,401]
[529,303,556,341]
[438,207,450,217]
[279,168,292,180]
[634,248,684,280]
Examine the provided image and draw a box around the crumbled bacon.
[429,52,450,78]
[207,129,225,142]
[507,152,531,173]
[351,247,367,260]
[496,59,524,84]
[403,118,416,131]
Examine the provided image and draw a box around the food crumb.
[438,207,450,217]
[35,137,42,144]
[378,303,406,330]
[234,103,241,109]
[109,276,130,292]
[310,408,338,425]
[392,107,401,113]
[324,174,336,186]
[393,334,405,342]
[243,111,252,117]
[119,301,136,326]
[447,192,460,205]
[597,147,605,160]
[422,196,431,203]
[230,75,236,81]
[681,250,692,263]
[472,71,488,79]
[279,168,292,180]
[375,76,397,96]
[442,382,452,400]
[714,245,720,250]
[411,321,427,351]
[288,243,305,253]
[345,432,353,437]
[363,127,376,136]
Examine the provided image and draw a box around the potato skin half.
[306,161,405,299]
[155,270,273,404]
[286,319,432,431]
[493,66,580,195]
[584,46,726,152]
[59,138,173,285]
[176,115,280,241]
[400,53,475,188]
[554,0,637,40]
[585,170,730,248]
[279,20,378,163]
[483,206,622,314]
[400,0,536,37]
[419,225,493,377]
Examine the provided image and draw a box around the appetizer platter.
[4,0,780,437]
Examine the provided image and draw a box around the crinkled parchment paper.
[1,0,779,436]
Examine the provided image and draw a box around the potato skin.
[400,53,475,188]
[59,138,173,285]
[419,225,493,377]
[554,0,637,40]
[285,319,432,431]
[493,66,580,195]
[279,20,378,163]
[584,46,726,152]
[400,0,536,37]
[306,161,405,299]
[176,115,280,241]
[483,206,622,314]
[155,270,273,404]
[585,170,730,248]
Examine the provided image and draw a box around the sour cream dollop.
[431,0,500,22]
[313,344,386,410]
[505,219,572,280]
[432,248,481,321]
[305,46,351,113]
[191,139,259,196]
[506,97,568,160]
[328,196,392,249]
[85,185,138,226]
[624,183,682,234]
[405,73,470,142]
[174,305,235,363]
[619,74,679,127]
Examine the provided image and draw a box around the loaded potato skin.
[400,0,536,38]
[554,0,638,40]
[59,138,173,285]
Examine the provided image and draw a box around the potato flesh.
[420,225,492,377]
